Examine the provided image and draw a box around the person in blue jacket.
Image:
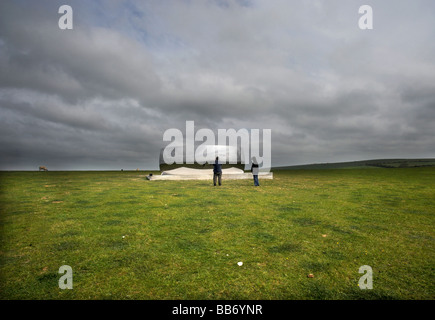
[213,156,222,186]
[251,157,260,186]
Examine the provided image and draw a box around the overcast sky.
[1,0,434,170]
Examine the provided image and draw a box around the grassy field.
[0,168,434,300]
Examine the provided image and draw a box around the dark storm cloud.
[0,0,434,170]
[0,11,161,104]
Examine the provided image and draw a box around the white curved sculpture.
[161,167,244,176]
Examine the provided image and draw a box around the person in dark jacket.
[213,156,222,186]
[251,157,260,186]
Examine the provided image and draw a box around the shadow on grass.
[268,242,302,253]
[53,240,81,251]
[293,217,321,226]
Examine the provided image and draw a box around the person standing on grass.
[251,157,260,186]
[213,156,222,186]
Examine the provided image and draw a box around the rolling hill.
[273,158,435,170]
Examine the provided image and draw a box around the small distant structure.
[39,166,48,171]
[136,168,140,171]
[121,169,124,171]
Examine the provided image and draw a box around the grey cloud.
[0,0,434,170]
[0,3,160,105]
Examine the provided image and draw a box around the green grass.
[0,168,434,300]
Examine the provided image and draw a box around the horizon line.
[1,157,435,172]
